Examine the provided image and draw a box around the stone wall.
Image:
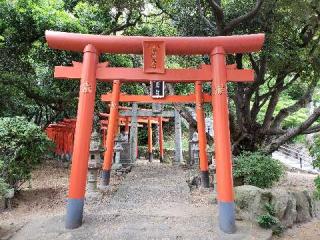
[235,185,320,228]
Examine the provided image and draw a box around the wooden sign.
[143,41,165,73]
[151,81,165,98]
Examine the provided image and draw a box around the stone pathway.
[10,160,271,240]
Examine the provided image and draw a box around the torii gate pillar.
[158,116,164,163]
[211,47,236,233]
[195,81,209,188]
[174,109,183,164]
[147,118,153,162]
[130,103,138,162]
[102,80,121,186]
[65,44,98,229]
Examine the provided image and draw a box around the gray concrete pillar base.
[218,201,236,234]
[65,198,84,229]
[101,170,111,186]
[148,152,153,162]
[200,171,210,188]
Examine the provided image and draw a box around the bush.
[257,203,284,235]
[0,117,52,190]
[0,178,9,197]
[233,151,284,188]
[309,137,320,199]
[309,136,320,169]
[314,176,320,200]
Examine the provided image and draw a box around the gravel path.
[9,160,271,240]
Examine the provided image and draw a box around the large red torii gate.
[46,30,264,233]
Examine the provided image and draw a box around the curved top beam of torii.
[45,31,265,55]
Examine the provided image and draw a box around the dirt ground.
[0,160,126,239]
[0,161,69,222]
[3,161,272,240]
[275,170,317,191]
[0,161,319,239]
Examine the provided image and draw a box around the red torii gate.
[46,30,264,233]
[100,113,169,163]
[45,119,76,158]
[101,105,169,162]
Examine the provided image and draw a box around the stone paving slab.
[11,161,272,240]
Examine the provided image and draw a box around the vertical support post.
[174,109,183,164]
[210,47,236,233]
[124,116,130,140]
[130,103,138,162]
[65,44,98,229]
[102,128,106,147]
[195,81,210,188]
[159,116,164,163]
[101,80,121,186]
[147,117,153,162]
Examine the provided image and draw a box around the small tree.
[0,117,52,190]
[233,151,284,188]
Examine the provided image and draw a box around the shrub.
[233,151,284,188]
[257,203,284,235]
[0,178,9,197]
[309,135,320,169]
[309,137,320,199]
[0,117,52,190]
[257,214,279,229]
[314,176,320,200]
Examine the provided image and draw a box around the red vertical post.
[102,80,121,186]
[65,44,98,229]
[147,118,153,162]
[195,81,209,188]
[158,116,164,163]
[210,47,236,233]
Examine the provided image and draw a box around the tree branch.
[102,11,142,35]
[302,124,320,134]
[153,0,178,21]
[260,76,284,131]
[223,0,264,34]
[197,0,215,30]
[271,76,316,130]
[206,0,224,34]
[267,106,320,152]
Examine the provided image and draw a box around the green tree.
[0,0,145,126]
[153,0,320,153]
[0,117,52,190]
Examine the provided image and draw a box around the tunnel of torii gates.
[45,119,76,158]
[99,111,169,163]
[45,30,265,233]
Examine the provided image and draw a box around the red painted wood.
[101,93,212,103]
[46,31,265,55]
[55,65,254,83]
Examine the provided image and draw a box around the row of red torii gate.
[45,30,265,234]
[45,106,186,165]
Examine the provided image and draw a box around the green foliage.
[257,203,284,235]
[0,178,9,197]
[0,117,52,190]
[0,0,145,125]
[309,135,320,169]
[314,176,320,200]
[308,136,320,200]
[233,151,284,188]
[257,214,279,229]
